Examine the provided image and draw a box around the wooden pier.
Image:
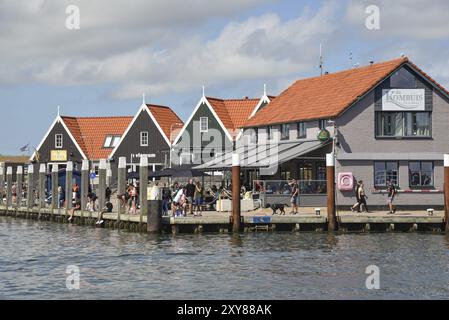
[0,205,445,234]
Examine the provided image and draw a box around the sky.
[1,0,449,155]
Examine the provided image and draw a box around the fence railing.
[253,180,327,195]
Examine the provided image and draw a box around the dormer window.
[103,135,121,148]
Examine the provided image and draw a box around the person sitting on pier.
[96,201,113,225]
[68,198,81,222]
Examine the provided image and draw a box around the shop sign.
[50,150,67,162]
[382,89,425,111]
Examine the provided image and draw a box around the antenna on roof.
[57,105,60,117]
[142,93,146,105]
[263,83,267,96]
[202,85,205,98]
[349,52,353,68]
[319,43,324,76]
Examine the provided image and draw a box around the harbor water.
[0,216,448,300]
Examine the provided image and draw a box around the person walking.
[289,179,299,215]
[358,181,370,213]
[351,181,362,213]
[386,179,397,214]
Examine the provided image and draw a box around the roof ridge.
[206,96,260,102]
[61,115,133,119]
[146,103,171,109]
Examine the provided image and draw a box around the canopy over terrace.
[193,140,330,171]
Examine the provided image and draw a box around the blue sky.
[1,0,448,155]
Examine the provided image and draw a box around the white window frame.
[104,136,113,148]
[200,117,208,133]
[55,134,63,149]
[140,131,149,147]
[111,136,121,147]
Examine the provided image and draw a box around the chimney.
[370,60,374,66]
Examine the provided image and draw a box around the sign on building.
[382,89,425,111]
[50,150,67,162]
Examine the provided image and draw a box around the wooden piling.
[139,156,148,224]
[51,164,59,212]
[326,153,336,231]
[148,199,162,233]
[232,153,241,233]
[81,160,89,218]
[27,165,34,210]
[444,154,449,232]
[98,159,107,210]
[117,157,127,221]
[16,166,23,209]
[38,164,46,214]
[0,163,4,200]
[6,167,12,209]
[65,161,73,215]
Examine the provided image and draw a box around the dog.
[265,203,287,215]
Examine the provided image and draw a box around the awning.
[194,140,330,170]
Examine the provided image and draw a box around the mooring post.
[232,153,241,233]
[38,164,46,213]
[6,167,12,209]
[147,192,162,233]
[0,163,4,206]
[51,164,58,213]
[326,153,336,231]
[444,154,449,232]
[81,160,89,217]
[106,163,112,188]
[65,161,73,215]
[139,156,148,224]
[27,164,34,210]
[16,166,23,209]
[117,157,127,221]
[98,159,107,211]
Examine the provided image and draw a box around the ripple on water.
[1,216,449,299]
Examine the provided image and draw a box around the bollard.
[106,163,112,187]
[232,153,241,233]
[98,160,107,211]
[16,166,23,209]
[445,154,449,232]
[51,164,58,212]
[326,153,336,232]
[139,156,149,224]
[27,165,34,210]
[117,157,127,221]
[0,163,4,205]
[147,199,162,233]
[81,160,89,217]
[65,161,73,214]
[6,167,12,209]
[38,164,46,212]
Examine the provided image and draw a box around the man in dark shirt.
[386,179,397,214]
[185,179,196,215]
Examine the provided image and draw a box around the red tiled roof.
[146,104,183,142]
[206,97,263,139]
[243,57,448,128]
[61,116,133,160]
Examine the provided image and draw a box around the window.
[103,135,121,148]
[390,68,416,88]
[250,128,258,143]
[409,162,433,187]
[55,134,63,148]
[374,162,399,187]
[297,122,306,138]
[112,136,121,147]
[140,131,149,147]
[280,124,290,140]
[319,120,327,130]
[281,170,291,180]
[200,117,208,133]
[267,126,274,140]
[376,112,431,137]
